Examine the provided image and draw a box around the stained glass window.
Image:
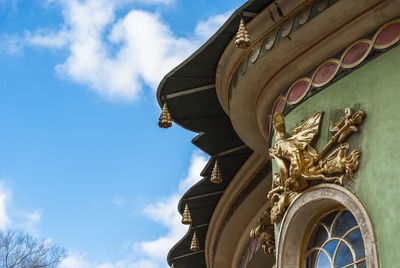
[303,209,366,268]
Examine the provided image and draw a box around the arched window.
[303,208,366,268]
[275,184,378,268]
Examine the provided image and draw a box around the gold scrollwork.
[250,207,276,255]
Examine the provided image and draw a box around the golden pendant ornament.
[210,160,223,184]
[235,18,251,49]
[268,108,364,224]
[158,102,172,128]
[190,231,200,252]
[181,204,192,225]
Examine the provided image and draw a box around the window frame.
[275,184,378,268]
[301,206,367,268]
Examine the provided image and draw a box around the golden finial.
[171,263,175,268]
[190,231,200,252]
[235,18,251,49]
[181,204,192,225]
[210,159,223,184]
[158,102,172,128]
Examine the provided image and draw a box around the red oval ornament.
[374,22,400,48]
[287,79,310,104]
[313,61,339,86]
[342,41,371,67]
[273,97,286,115]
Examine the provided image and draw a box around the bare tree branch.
[0,230,67,268]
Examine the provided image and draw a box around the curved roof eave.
[157,0,274,132]
[156,0,267,101]
[155,0,275,267]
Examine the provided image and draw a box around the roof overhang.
[156,0,275,267]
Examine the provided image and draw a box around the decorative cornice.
[255,0,386,108]
[267,18,400,139]
[226,0,339,107]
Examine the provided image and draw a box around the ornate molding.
[267,18,400,139]
[227,0,339,106]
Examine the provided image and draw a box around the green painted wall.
[277,45,400,267]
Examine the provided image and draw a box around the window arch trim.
[276,184,379,268]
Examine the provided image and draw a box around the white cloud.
[0,0,19,11]
[195,10,232,40]
[111,196,126,206]
[60,252,92,268]
[179,150,208,192]
[135,0,175,4]
[107,10,196,92]
[140,151,207,261]
[25,30,70,49]
[0,181,11,230]
[60,151,208,268]
[141,194,184,260]
[0,180,43,237]
[2,0,230,102]
[21,210,42,236]
[0,34,24,55]
[41,0,197,101]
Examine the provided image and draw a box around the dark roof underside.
[156,0,274,267]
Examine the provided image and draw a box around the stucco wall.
[274,45,400,267]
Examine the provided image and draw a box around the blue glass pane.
[317,251,331,268]
[322,240,340,259]
[307,223,329,250]
[345,228,365,260]
[356,260,366,268]
[332,211,358,238]
[334,243,354,268]
[320,210,339,232]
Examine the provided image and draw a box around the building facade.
[157,0,400,267]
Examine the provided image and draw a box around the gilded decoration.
[235,18,251,49]
[268,108,364,224]
[181,204,192,225]
[210,159,223,184]
[190,231,200,252]
[250,207,276,255]
[158,102,172,128]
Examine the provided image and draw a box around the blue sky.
[0,0,246,267]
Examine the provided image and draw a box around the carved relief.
[268,108,364,224]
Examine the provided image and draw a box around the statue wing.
[289,112,323,149]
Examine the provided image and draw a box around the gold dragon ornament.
[268,108,364,224]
